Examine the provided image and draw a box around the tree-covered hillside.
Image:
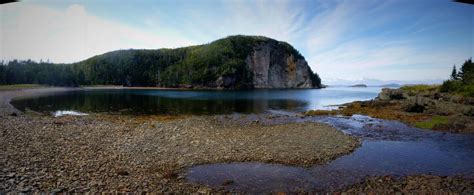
[0,35,321,88]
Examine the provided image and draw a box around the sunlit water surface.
[11,87,382,115]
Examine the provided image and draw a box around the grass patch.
[415,116,449,129]
[0,84,47,90]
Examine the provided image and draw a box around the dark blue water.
[11,87,382,115]
[186,115,474,193]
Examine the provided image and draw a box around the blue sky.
[1,0,473,83]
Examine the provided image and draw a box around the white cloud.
[300,0,471,82]
[0,3,194,63]
[175,0,307,45]
[1,0,471,83]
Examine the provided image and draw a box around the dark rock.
[10,113,17,116]
[116,169,129,176]
[405,104,425,113]
[377,88,406,101]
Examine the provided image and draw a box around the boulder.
[377,88,407,101]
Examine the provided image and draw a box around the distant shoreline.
[0,84,325,92]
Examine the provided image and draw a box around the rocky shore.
[0,87,79,116]
[306,87,474,133]
[2,87,474,193]
[345,175,474,193]
[0,88,358,193]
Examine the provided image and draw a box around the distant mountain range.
[323,78,443,87]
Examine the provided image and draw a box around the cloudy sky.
[1,0,473,83]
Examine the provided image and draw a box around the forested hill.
[0,35,322,89]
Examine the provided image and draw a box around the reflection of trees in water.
[11,90,308,115]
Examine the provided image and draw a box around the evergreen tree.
[451,65,458,80]
[459,58,473,84]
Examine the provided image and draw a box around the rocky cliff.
[245,39,316,88]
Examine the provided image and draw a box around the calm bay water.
[11,87,382,115]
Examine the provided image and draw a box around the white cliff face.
[245,41,315,88]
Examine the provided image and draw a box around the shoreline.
[0,87,359,193]
[306,88,474,133]
[2,87,473,193]
[82,85,325,90]
[0,87,80,116]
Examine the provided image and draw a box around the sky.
[1,0,473,84]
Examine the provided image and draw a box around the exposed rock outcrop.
[307,87,474,133]
[377,88,474,116]
[376,88,407,101]
[245,40,316,88]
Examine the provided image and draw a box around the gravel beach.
[0,88,359,193]
[345,175,474,193]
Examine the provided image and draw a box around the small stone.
[118,185,131,192]
[197,187,211,194]
[51,188,63,193]
[17,186,31,192]
[116,169,129,176]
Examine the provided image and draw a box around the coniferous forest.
[0,35,321,88]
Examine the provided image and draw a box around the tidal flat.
[0,88,359,193]
[1,87,473,193]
